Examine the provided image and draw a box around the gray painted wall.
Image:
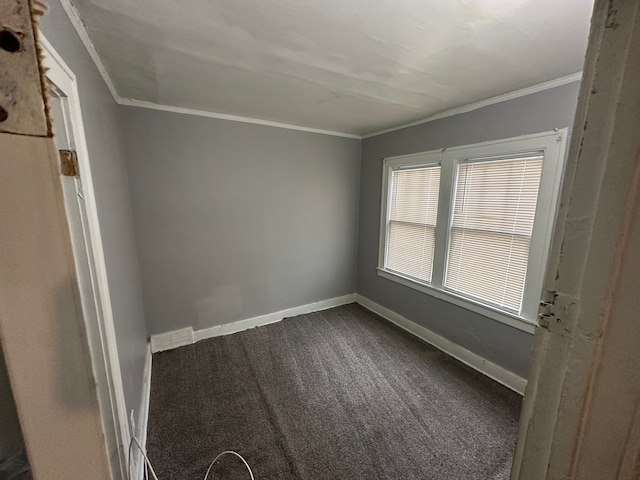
[357,82,581,378]
[120,108,361,335]
[37,0,578,403]
[40,1,148,419]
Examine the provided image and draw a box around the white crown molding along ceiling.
[58,0,586,140]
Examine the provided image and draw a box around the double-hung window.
[378,130,568,331]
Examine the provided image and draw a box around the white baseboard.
[132,344,152,480]
[354,294,528,395]
[149,292,525,394]
[150,294,356,352]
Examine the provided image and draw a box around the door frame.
[39,34,131,476]
[511,1,640,478]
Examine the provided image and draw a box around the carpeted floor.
[147,303,522,480]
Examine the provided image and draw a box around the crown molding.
[58,0,121,102]
[362,72,583,139]
[57,0,361,139]
[117,97,362,139]
[58,0,582,142]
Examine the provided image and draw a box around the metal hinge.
[59,149,79,177]
[538,289,579,338]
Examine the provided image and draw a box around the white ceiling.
[70,0,594,136]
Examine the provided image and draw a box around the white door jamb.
[39,33,131,479]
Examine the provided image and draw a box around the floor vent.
[150,327,194,353]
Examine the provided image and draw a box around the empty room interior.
[7,0,640,479]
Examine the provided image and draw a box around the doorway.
[41,35,130,480]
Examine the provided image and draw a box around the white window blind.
[386,165,441,283]
[444,155,544,312]
[378,131,567,329]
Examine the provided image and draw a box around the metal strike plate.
[538,289,578,338]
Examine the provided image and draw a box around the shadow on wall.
[54,278,97,412]
[0,276,99,479]
[0,343,30,478]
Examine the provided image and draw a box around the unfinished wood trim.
[0,2,111,479]
[0,134,112,480]
[511,1,640,479]
[0,0,48,136]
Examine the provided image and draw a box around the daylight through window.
[378,130,567,328]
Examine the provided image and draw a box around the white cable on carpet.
[202,451,255,480]
[129,437,255,480]
[130,437,160,480]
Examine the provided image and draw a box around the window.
[445,155,543,312]
[378,130,567,331]
[386,165,441,283]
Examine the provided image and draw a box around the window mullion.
[431,156,454,288]
[378,162,392,270]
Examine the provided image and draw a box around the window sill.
[376,268,537,334]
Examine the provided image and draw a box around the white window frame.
[377,130,568,333]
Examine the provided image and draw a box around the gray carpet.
[147,303,522,479]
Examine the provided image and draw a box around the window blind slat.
[386,165,441,283]
[445,155,544,312]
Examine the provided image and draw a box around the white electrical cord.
[128,437,255,480]
[130,437,160,480]
[202,451,255,480]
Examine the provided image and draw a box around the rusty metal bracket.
[59,149,78,176]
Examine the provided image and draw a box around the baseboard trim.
[149,293,525,393]
[354,294,528,395]
[132,344,152,480]
[150,294,357,352]
[193,294,356,342]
